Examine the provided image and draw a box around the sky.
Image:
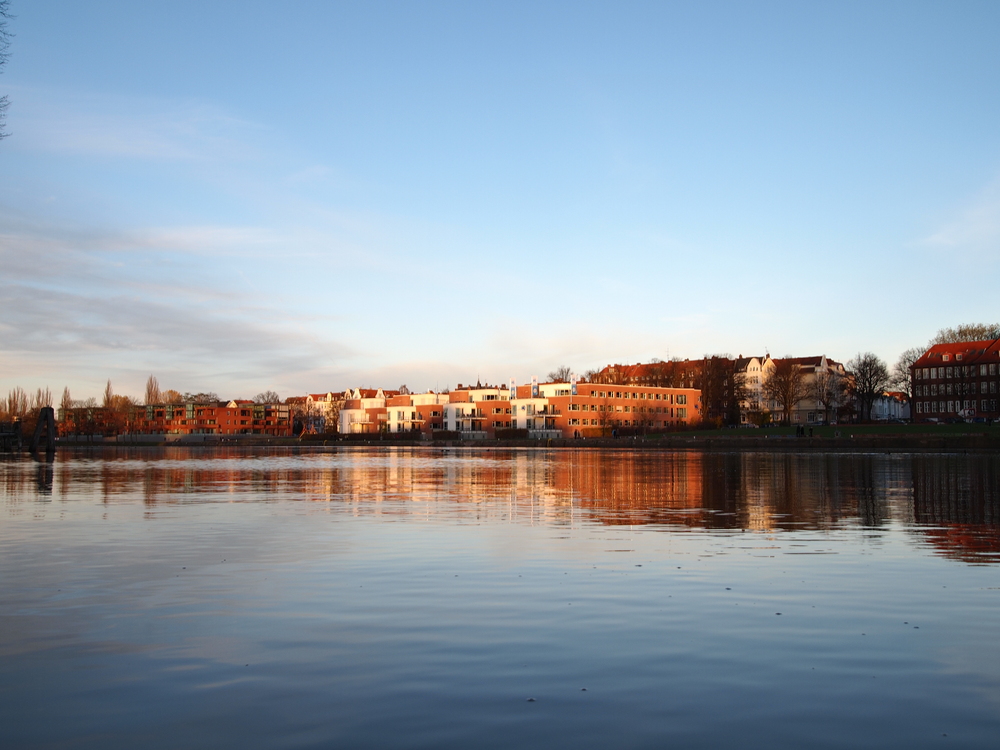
[2,1,999,402]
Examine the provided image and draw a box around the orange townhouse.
[511,380,701,438]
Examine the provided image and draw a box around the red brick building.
[59,400,293,437]
[511,381,701,437]
[911,339,1000,421]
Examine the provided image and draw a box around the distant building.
[59,400,292,437]
[911,339,1000,421]
[338,388,400,434]
[593,354,847,425]
[286,391,347,434]
[511,381,701,438]
[442,384,512,437]
[871,391,910,421]
[771,355,849,425]
[387,391,450,433]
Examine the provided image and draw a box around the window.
[943,354,950,362]
[677,408,687,418]
[677,394,687,405]
[982,365,990,376]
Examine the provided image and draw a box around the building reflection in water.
[911,454,1000,562]
[3,447,998,561]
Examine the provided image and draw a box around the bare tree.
[929,323,1000,345]
[253,390,280,404]
[699,356,745,426]
[103,380,114,409]
[597,395,618,436]
[161,389,184,404]
[60,386,73,414]
[186,392,220,403]
[600,364,629,385]
[4,386,27,420]
[144,375,161,405]
[890,347,922,418]
[808,370,846,425]
[0,0,13,140]
[645,359,681,388]
[763,360,807,425]
[547,366,572,382]
[847,352,890,422]
[30,387,52,410]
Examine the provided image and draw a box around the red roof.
[912,339,1000,369]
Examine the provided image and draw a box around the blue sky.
[2,1,999,401]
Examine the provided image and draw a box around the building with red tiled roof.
[910,339,1000,421]
[338,388,402,434]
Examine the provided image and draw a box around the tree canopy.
[929,323,1000,345]
[848,352,890,422]
[0,1,13,140]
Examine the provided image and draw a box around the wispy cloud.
[0,215,356,397]
[924,178,1000,256]
[8,85,265,162]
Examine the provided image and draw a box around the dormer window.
[957,353,963,360]
[943,355,950,362]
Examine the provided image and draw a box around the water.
[2,447,999,749]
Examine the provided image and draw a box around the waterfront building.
[593,354,847,425]
[511,381,701,438]
[443,384,513,437]
[772,355,849,425]
[58,400,293,437]
[386,391,449,433]
[910,339,1000,421]
[338,388,401,434]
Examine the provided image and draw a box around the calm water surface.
[2,447,999,749]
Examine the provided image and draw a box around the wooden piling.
[29,406,57,453]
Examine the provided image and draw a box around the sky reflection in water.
[2,447,999,749]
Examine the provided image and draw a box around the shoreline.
[44,431,1000,453]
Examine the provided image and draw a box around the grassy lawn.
[648,422,1000,439]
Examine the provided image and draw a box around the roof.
[774,356,824,367]
[912,339,1000,369]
